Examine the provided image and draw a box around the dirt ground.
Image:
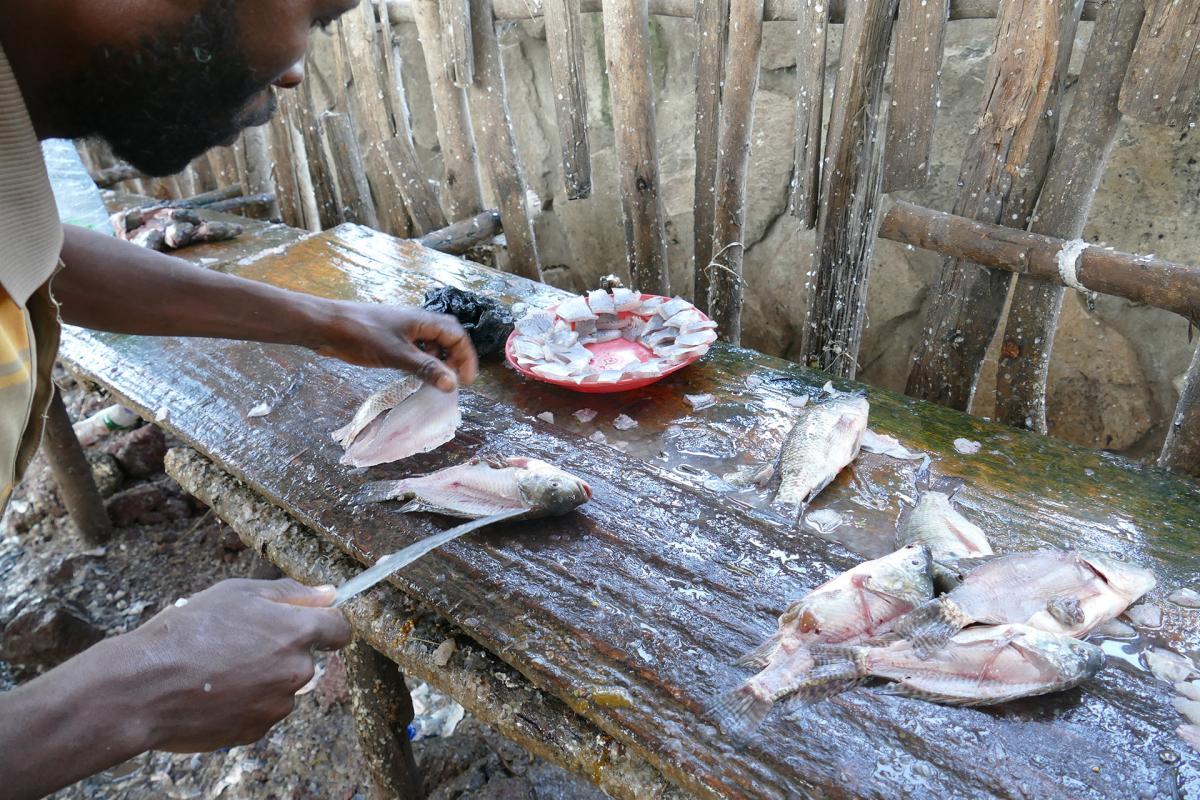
[0,372,607,800]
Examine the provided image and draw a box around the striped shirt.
[0,44,65,508]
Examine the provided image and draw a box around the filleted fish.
[894,550,1156,658]
[897,490,994,592]
[356,456,592,519]
[797,623,1104,706]
[332,377,461,468]
[708,544,933,738]
[773,387,870,514]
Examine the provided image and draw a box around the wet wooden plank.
[707,0,764,345]
[1118,0,1200,129]
[602,0,671,295]
[441,0,475,87]
[788,0,826,229]
[905,0,1084,409]
[62,216,1200,800]
[883,0,948,191]
[544,0,593,200]
[797,0,895,378]
[464,0,542,279]
[691,0,728,312]
[412,0,486,221]
[995,0,1145,433]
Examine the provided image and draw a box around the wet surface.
[60,210,1200,799]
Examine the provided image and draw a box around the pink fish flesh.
[336,381,460,468]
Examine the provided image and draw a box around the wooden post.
[1118,0,1200,129]
[43,390,112,545]
[279,90,324,232]
[267,91,305,229]
[411,0,486,220]
[797,0,895,378]
[995,0,1144,432]
[905,0,1083,409]
[1160,343,1200,477]
[707,0,764,344]
[788,0,827,228]
[602,0,670,295]
[322,111,382,228]
[465,0,543,280]
[877,199,1200,322]
[343,639,426,800]
[241,125,283,221]
[299,63,345,229]
[545,0,593,200]
[883,0,949,190]
[691,0,729,313]
[440,0,475,87]
[417,208,502,253]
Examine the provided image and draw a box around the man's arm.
[55,225,478,390]
[0,579,352,800]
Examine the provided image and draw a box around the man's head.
[4,0,358,175]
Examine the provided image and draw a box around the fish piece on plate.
[612,287,641,312]
[676,329,717,348]
[515,309,555,338]
[894,550,1157,658]
[708,544,933,739]
[773,390,870,515]
[337,381,460,468]
[796,623,1103,707]
[556,295,596,323]
[898,491,994,592]
[357,456,591,519]
[657,296,692,319]
[587,289,616,314]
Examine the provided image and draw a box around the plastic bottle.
[72,404,140,446]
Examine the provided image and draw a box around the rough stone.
[105,483,167,527]
[1,599,104,671]
[104,424,166,479]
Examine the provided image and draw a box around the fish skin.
[708,544,933,739]
[339,383,461,468]
[773,393,870,514]
[796,623,1103,706]
[894,550,1157,658]
[357,457,591,519]
[331,376,420,447]
[897,491,994,592]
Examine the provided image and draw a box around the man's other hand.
[114,578,352,753]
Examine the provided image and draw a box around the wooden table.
[59,202,1200,799]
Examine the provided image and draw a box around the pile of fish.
[711,387,1160,739]
[332,377,592,521]
[509,291,718,384]
[112,207,243,251]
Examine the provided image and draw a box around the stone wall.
[386,15,1200,457]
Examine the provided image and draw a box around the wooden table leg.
[42,388,112,545]
[343,638,425,799]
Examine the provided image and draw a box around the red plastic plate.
[504,294,710,393]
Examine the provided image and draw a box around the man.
[0,1,478,796]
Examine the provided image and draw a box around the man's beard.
[58,0,277,176]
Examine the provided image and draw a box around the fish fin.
[1045,594,1086,628]
[806,644,859,666]
[706,683,774,742]
[893,598,972,659]
[354,481,407,505]
[874,682,972,706]
[942,555,994,577]
[782,660,866,706]
[331,422,354,446]
[397,499,435,514]
[734,634,782,669]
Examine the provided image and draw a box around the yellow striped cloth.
[0,44,66,507]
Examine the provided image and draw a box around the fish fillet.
[338,382,461,468]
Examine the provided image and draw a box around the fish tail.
[783,658,867,706]
[734,634,782,669]
[893,598,970,659]
[354,480,406,505]
[706,682,774,741]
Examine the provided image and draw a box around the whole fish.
[894,550,1157,658]
[897,491,993,592]
[356,456,592,519]
[332,378,461,468]
[708,544,933,738]
[797,623,1103,706]
[773,388,869,514]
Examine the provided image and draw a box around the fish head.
[1079,552,1157,603]
[1065,637,1106,680]
[517,461,593,516]
[872,544,935,605]
[1021,626,1105,681]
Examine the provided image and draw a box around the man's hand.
[117,578,352,753]
[0,578,353,799]
[315,302,478,392]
